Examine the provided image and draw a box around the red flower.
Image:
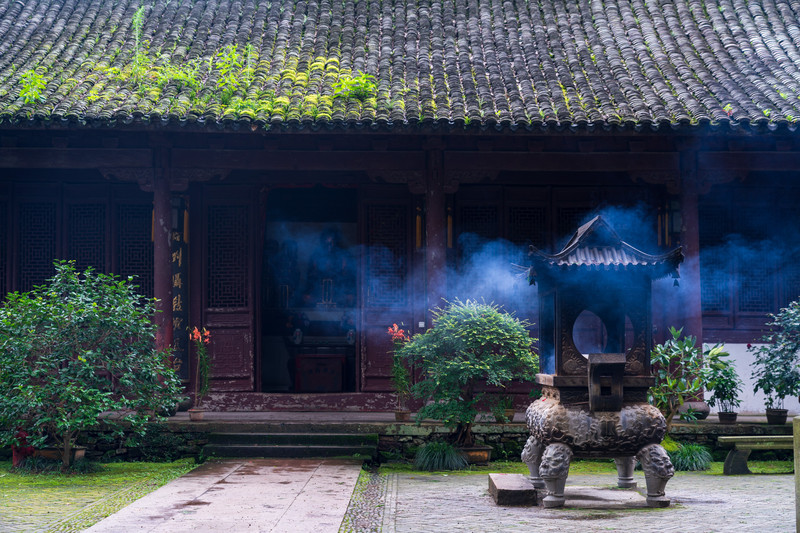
[387,323,408,342]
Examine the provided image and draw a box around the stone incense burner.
[522,216,683,508]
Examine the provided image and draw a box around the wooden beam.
[171,150,425,170]
[698,151,800,171]
[443,152,680,172]
[0,149,152,168]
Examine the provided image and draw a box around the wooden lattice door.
[360,189,414,392]
[201,188,256,392]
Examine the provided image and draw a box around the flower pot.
[460,445,492,465]
[394,410,411,422]
[765,408,788,425]
[34,446,86,463]
[717,412,738,424]
[188,408,206,422]
[493,409,516,423]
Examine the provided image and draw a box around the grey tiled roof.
[528,216,684,278]
[1,0,800,132]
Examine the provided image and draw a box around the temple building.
[0,0,799,412]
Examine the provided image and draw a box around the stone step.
[206,432,379,447]
[202,443,377,459]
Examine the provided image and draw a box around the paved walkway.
[81,461,795,533]
[84,459,362,533]
[380,471,795,533]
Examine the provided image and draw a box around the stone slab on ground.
[84,458,362,533]
[559,486,647,509]
[488,473,538,506]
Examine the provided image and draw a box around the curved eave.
[0,115,799,136]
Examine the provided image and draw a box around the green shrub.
[414,442,468,471]
[669,443,712,471]
[396,299,538,447]
[0,261,184,469]
[649,327,706,430]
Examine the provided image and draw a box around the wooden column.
[153,157,173,352]
[425,147,447,311]
[679,151,703,347]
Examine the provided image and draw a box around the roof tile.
[1,0,800,131]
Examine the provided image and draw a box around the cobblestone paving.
[381,472,794,533]
[339,469,389,533]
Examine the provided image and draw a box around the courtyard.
[1,456,793,533]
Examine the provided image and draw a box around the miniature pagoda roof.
[528,216,683,279]
[0,0,799,133]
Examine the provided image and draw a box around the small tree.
[704,344,743,413]
[750,300,800,409]
[0,261,184,469]
[649,327,705,431]
[395,299,538,447]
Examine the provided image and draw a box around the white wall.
[706,343,800,415]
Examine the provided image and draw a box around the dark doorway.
[261,187,358,392]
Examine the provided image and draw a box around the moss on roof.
[1,0,799,132]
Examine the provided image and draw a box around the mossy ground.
[0,459,196,532]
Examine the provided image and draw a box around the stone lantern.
[522,216,683,508]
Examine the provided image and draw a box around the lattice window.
[739,263,773,313]
[365,204,407,308]
[207,205,249,308]
[67,204,106,273]
[118,204,153,297]
[508,206,547,248]
[783,263,800,307]
[0,201,6,297]
[459,205,498,259]
[699,205,731,313]
[18,202,57,292]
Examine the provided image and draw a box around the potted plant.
[703,344,743,423]
[491,395,516,423]
[189,327,212,421]
[395,299,538,462]
[750,300,800,425]
[649,327,706,431]
[387,324,412,421]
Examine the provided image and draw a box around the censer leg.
[538,442,573,508]
[521,436,545,489]
[636,444,674,508]
[614,456,637,488]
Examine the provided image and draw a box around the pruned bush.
[414,441,468,471]
[396,299,538,447]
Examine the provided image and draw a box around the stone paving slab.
[382,472,795,533]
[84,458,362,533]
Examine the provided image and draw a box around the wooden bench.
[717,435,794,475]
